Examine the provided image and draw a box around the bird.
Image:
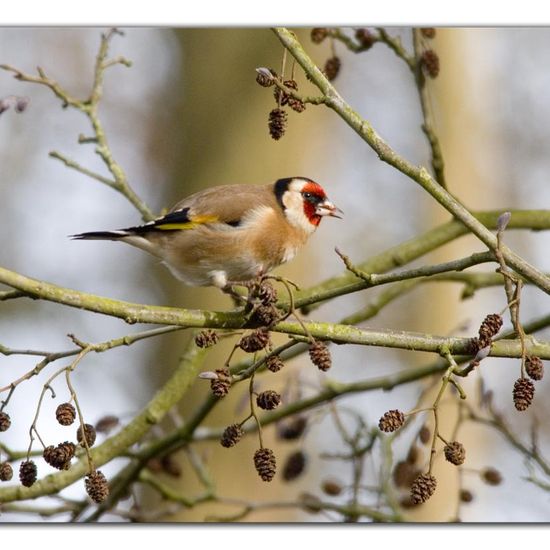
[72,176,341,292]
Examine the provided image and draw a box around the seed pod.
[266,354,285,373]
[477,313,503,348]
[239,329,270,353]
[410,473,437,504]
[444,441,466,466]
[321,479,343,496]
[220,424,244,448]
[513,378,535,411]
[194,330,219,348]
[282,451,307,481]
[160,454,182,477]
[288,96,306,113]
[324,56,341,81]
[481,467,503,486]
[43,441,76,470]
[256,390,281,411]
[311,27,328,44]
[85,470,109,503]
[418,424,431,444]
[0,462,13,482]
[300,492,322,513]
[77,423,97,447]
[308,341,332,371]
[15,96,30,113]
[55,403,76,426]
[393,460,421,489]
[95,415,120,434]
[378,409,405,432]
[275,78,298,106]
[210,367,231,398]
[251,304,279,327]
[253,448,276,482]
[268,108,288,140]
[257,281,278,305]
[421,49,440,78]
[355,28,375,49]
[277,416,308,440]
[19,460,37,487]
[526,356,544,381]
[0,99,9,115]
[0,412,11,432]
[420,28,436,39]
[255,67,276,87]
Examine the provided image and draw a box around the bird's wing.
[165,183,278,228]
[118,183,277,235]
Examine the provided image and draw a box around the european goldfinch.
[72,177,341,290]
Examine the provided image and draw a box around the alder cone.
[378,409,405,432]
[526,356,544,381]
[444,441,466,466]
[19,460,37,487]
[55,402,76,426]
[254,448,276,482]
[220,424,244,448]
[513,378,534,411]
[85,470,109,503]
[410,473,437,504]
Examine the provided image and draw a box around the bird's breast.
[244,206,310,269]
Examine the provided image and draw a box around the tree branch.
[272,28,550,296]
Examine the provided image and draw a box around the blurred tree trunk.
[142,28,325,522]
[406,28,501,522]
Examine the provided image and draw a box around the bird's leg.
[221,283,248,306]
[223,275,265,312]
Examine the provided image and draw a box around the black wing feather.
[132,208,192,233]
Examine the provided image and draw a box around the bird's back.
[171,182,279,225]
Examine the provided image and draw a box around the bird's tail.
[70,230,133,241]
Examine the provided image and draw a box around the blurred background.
[1,27,550,522]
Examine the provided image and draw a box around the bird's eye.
[303,192,312,199]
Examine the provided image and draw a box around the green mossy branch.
[0,265,242,328]
[3,265,550,358]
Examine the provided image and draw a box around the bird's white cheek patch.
[284,205,316,235]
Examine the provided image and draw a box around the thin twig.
[374,28,416,70]
[0,31,154,221]
[49,151,117,189]
[0,325,186,394]
[412,28,447,188]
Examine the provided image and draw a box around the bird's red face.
[276,177,342,234]
[300,181,342,226]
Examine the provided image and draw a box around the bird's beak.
[316,200,343,219]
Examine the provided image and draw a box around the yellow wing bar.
[154,214,219,231]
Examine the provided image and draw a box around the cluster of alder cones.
[375,311,545,507]
[256,27,441,141]
[0,403,108,504]
[195,279,332,483]
[254,67,308,141]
